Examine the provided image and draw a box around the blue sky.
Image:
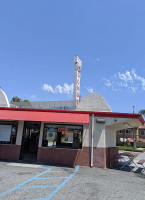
[0,0,145,113]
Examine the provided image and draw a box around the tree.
[10,96,22,103]
[23,100,29,102]
[139,110,145,117]
[10,97,29,103]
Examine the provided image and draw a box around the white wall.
[93,119,106,148]
[16,121,24,145]
[92,117,141,148]
[105,127,116,147]
[82,122,91,147]
[38,122,44,147]
[93,117,126,148]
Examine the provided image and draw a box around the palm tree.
[139,110,145,117]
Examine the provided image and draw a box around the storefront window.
[0,121,18,144]
[42,124,83,149]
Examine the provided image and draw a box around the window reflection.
[0,121,18,144]
[42,124,83,149]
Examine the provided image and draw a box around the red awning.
[127,138,134,142]
[0,110,89,124]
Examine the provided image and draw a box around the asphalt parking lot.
[0,158,145,200]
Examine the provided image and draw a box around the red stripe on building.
[0,107,144,125]
[0,110,89,124]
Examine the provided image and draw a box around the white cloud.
[87,88,94,93]
[42,83,73,95]
[104,78,112,87]
[118,71,133,82]
[132,69,145,90]
[117,81,128,87]
[42,84,54,93]
[103,78,118,91]
[129,87,137,93]
[63,83,73,94]
[55,85,63,93]
[103,69,145,93]
[29,95,37,100]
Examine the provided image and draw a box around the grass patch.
[117,145,144,152]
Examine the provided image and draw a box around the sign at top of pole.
[73,56,82,105]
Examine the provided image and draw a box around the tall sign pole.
[73,56,82,107]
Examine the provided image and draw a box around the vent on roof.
[96,118,105,124]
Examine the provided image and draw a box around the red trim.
[0,107,144,125]
[0,109,89,124]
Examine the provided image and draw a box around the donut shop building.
[0,106,143,168]
[0,56,144,168]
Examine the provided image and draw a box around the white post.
[91,114,94,167]
[38,122,44,147]
[16,121,24,145]
[73,56,82,107]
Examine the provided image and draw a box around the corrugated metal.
[0,110,89,124]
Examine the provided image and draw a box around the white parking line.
[7,163,41,168]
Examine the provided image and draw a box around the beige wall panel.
[16,121,24,145]
[82,124,91,147]
[105,127,116,147]
[93,118,106,148]
[38,122,44,147]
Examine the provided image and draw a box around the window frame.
[118,130,125,134]
[126,129,131,134]
[140,130,145,136]
[42,123,83,149]
[0,121,18,145]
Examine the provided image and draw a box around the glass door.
[20,121,40,161]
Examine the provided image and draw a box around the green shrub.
[117,145,144,152]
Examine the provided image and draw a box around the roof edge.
[0,107,144,125]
